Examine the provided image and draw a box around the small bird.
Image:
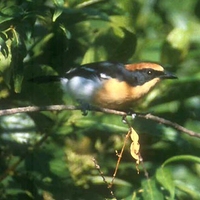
[31,61,177,110]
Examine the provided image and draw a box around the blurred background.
[0,0,200,199]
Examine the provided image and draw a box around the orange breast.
[92,78,160,109]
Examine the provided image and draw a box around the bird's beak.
[161,71,178,79]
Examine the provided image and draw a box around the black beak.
[161,71,178,79]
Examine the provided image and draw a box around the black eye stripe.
[124,68,165,86]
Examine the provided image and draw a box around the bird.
[30,61,177,111]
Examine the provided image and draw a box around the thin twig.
[108,116,131,188]
[92,158,116,199]
[109,131,130,189]
[0,105,78,116]
[0,105,199,138]
[137,113,200,138]
[139,155,149,179]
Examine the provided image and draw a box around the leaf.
[31,33,54,58]
[109,28,137,62]
[53,0,65,21]
[110,15,135,33]
[10,32,26,93]
[0,6,23,24]
[162,155,200,167]
[161,27,190,64]
[82,26,136,63]
[175,179,200,199]
[130,127,140,165]
[150,78,200,106]
[156,167,175,199]
[141,178,164,200]
[156,155,200,199]
[49,158,69,177]
[53,8,63,22]
[0,36,9,58]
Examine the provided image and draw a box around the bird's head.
[123,62,177,102]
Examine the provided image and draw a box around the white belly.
[61,76,102,102]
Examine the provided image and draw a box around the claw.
[82,109,88,116]
[77,99,90,116]
[122,115,127,124]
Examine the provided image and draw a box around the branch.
[0,105,78,116]
[92,158,116,199]
[0,105,200,138]
[137,113,200,138]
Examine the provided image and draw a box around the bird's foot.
[77,100,91,116]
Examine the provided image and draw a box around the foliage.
[0,0,200,199]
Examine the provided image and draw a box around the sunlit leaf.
[161,27,190,64]
[0,6,23,23]
[0,36,9,58]
[141,178,164,200]
[10,31,26,93]
[156,167,175,199]
[175,179,200,199]
[162,155,200,167]
[82,26,136,63]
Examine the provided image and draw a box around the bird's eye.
[147,70,153,75]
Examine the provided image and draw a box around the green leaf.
[53,9,63,22]
[6,188,33,198]
[82,46,108,64]
[50,158,69,177]
[156,167,175,199]
[141,178,164,200]
[0,6,23,24]
[175,179,200,199]
[53,0,65,21]
[109,28,137,62]
[0,36,9,58]
[82,26,136,63]
[162,155,200,167]
[10,33,26,93]
[161,27,190,64]
[31,33,54,58]
[53,0,64,6]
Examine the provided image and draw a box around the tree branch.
[0,105,200,138]
[137,113,200,138]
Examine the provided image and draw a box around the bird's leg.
[126,109,144,119]
[126,109,149,119]
[77,99,91,116]
[126,109,138,117]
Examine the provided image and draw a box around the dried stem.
[0,105,199,138]
[108,122,131,189]
[92,158,116,199]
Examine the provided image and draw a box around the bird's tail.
[29,75,63,83]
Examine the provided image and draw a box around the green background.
[0,0,200,199]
